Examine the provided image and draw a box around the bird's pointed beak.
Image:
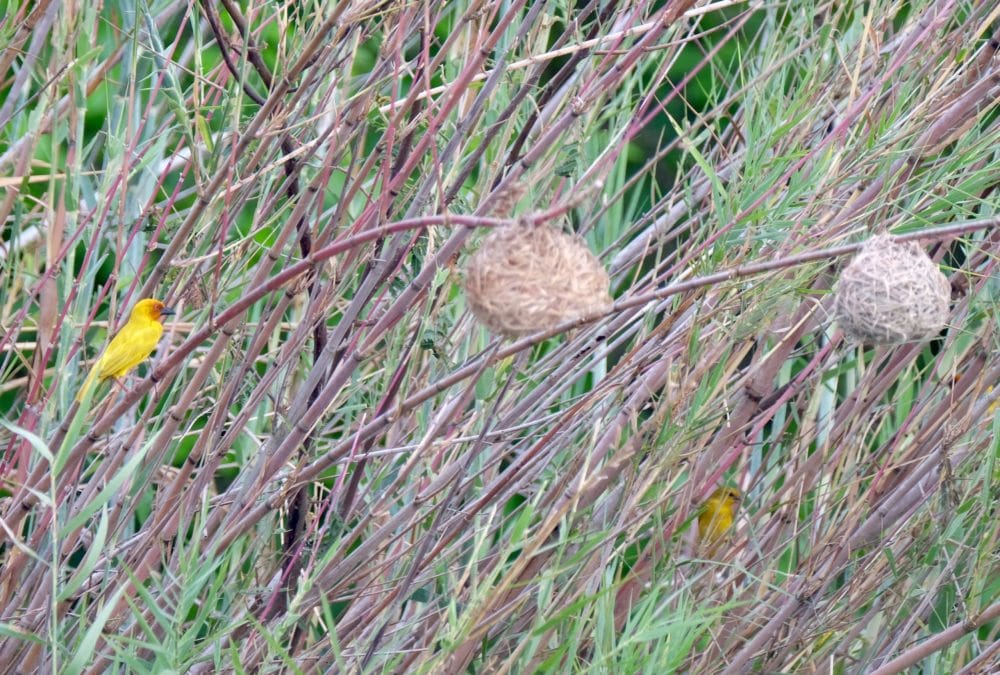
[160,307,176,317]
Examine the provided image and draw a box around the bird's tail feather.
[75,361,100,402]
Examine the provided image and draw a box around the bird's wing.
[96,322,163,379]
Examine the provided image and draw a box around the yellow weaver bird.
[76,298,175,402]
[698,487,740,550]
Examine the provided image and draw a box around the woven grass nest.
[834,233,950,345]
[463,222,612,337]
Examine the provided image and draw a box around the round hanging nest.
[463,222,612,337]
[833,233,951,345]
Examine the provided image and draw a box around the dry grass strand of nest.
[463,222,612,337]
[834,233,951,345]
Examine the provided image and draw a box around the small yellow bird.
[76,298,175,402]
[698,487,741,550]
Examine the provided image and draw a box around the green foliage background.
[1,0,998,672]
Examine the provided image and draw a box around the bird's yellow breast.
[698,488,740,548]
[95,315,165,380]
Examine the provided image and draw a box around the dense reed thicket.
[1,0,999,671]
